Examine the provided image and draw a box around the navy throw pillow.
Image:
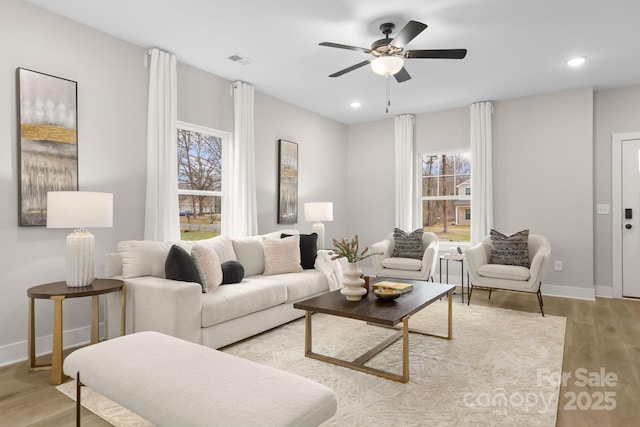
[281,233,318,269]
[165,245,201,283]
[221,261,245,284]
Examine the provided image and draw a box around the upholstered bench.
[63,331,338,426]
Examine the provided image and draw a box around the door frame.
[612,131,640,298]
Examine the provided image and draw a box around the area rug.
[58,301,566,426]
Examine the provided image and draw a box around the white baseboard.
[540,283,595,301]
[595,285,614,298]
[370,269,596,301]
[0,323,104,368]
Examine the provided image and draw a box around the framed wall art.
[17,68,78,226]
[277,139,298,224]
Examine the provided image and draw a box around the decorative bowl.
[373,288,402,300]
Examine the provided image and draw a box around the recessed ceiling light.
[567,56,586,67]
[350,101,361,109]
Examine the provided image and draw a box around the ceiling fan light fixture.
[371,56,404,76]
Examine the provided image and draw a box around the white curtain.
[222,81,258,237]
[394,114,415,231]
[470,101,494,244]
[144,48,179,241]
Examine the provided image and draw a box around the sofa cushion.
[478,264,531,281]
[282,233,318,269]
[381,257,423,271]
[277,270,329,303]
[263,236,303,275]
[199,235,237,263]
[392,228,424,259]
[192,244,223,293]
[165,245,201,284]
[232,237,265,276]
[489,229,530,267]
[118,240,195,279]
[201,278,288,327]
[221,261,245,284]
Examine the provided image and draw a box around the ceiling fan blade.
[405,49,468,59]
[394,67,411,83]
[390,21,428,48]
[328,60,372,77]
[319,42,371,53]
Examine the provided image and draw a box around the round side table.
[438,255,469,303]
[27,278,126,385]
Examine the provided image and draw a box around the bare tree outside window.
[177,123,227,240]
[421,152,471,241]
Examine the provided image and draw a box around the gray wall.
[346,117,395,256]
[346,88,595,296]
[0,0,148,364]
[493,88,594,293]
[254,92,348,241]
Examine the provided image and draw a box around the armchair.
[371,232,439,281]
[466,233,550,315]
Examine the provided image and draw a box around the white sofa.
[105,231,341,349]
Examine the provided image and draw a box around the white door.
[622,139,640,298]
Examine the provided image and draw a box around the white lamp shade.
[304,202,333,222]
[371,56,404,76]
[47,191,113,229]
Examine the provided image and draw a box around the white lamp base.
[312,222,326,250]
[66,230,96,287]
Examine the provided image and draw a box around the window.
[177,121,229,241]
[421,151,471,242]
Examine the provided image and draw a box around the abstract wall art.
[17,68,78,226]
[278,139,298,224]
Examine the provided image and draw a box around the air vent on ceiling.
[227,54,252,65]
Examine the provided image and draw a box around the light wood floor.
[1,290,638,426]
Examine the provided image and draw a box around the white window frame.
[419,149,472,248]
[176,121,230,228]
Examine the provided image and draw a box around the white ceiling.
[25,0,640,125]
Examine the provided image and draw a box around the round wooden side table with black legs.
[27,278,126,385]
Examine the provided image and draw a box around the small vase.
[341,262,367,301]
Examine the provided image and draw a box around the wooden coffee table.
[293,281,454,383]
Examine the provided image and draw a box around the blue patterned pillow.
[489,229,530,267]
[392,228,424,259]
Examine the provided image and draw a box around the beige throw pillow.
[192,244,223,293]
[263,236,303,275]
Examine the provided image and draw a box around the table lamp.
[304,202,333,249]
[47,191,113,287]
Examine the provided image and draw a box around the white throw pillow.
[263,236,303,275]
[232,237,265,276]
[199,235,237,263]
[192,244,223,293]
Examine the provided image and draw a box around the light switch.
[596,204,610,215]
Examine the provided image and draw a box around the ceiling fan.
[319,20,467,83]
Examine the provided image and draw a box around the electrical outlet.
[596,204,610,215]
[554,261,563,271]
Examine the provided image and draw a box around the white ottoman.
[63,331,337,426]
